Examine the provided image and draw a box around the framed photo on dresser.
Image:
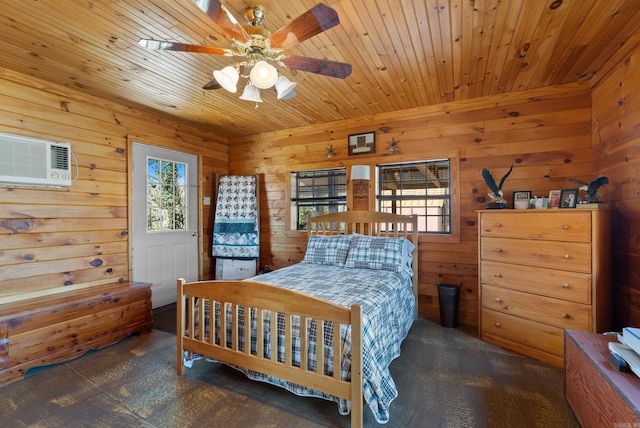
[560,189,579,208]
[548,190,561,208]
[512,191,531,209]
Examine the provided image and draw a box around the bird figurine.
[569,176,609,203]
[482,165,513,208]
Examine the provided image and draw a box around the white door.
[132,143,199,308]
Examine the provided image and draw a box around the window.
[378,160,451,233]
[146,157,188,231]
[290,168,347,230]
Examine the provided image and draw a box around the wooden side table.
[565,329,640,427]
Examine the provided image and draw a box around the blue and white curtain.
[212,175,259,259]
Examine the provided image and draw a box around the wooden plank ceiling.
[1,0,640,138]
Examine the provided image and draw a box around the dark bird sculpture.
[482,165,513,208]
[569,176,609,203]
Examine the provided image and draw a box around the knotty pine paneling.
[0,68,228,302]
[5,0,639,137]
[591,45,640,329]
[228,82,593,326]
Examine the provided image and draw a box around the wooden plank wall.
[228,82,593,326]
[0,68,227,303]
[591,46,640,329]
[2,62,618,329]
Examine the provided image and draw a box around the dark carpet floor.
[0,305,580,427]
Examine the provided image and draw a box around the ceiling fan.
[138,1,352,100]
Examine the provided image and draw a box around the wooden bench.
[0,281,153,386]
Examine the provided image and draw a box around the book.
[609,342,640,377]
[623,327,640,355]
[575,202,609,209]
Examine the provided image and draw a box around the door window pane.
[147,157,188,231]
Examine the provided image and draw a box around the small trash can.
[436,281,461,328]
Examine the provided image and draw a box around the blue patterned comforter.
[187,263,415,423]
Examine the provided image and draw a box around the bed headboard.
[308,211,419,308]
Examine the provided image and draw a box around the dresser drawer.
[481,309,565,357]
[480,260,591,304]
[480,211,591,242]
[481,237,592,273]
[482,284,591,330]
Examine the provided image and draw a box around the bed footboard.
[177,278,363,427]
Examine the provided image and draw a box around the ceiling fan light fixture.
[275,75,297,99]
[250,60,278,89]
[139,3,352,104]
[239,84,263,103]
[278,88,296,100]
[213,66,239,93]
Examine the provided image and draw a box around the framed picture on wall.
[348,132,376,155]
[560,189,579,208]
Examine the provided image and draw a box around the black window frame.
[377,159,452,234]
[291,168,347,230]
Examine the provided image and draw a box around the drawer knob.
[493,248,502,253]
[560,225,569,230]
[493,223,502,227]
[494,322,501,328]
[561,313,570,319]
[494,297,502,303]
[562,254,570,260]
[560,283,569,289]
[493,273,503,278]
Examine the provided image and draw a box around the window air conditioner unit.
[0,132,72,188]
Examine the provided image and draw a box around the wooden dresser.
[478,209,611,366]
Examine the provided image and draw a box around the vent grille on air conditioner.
[50,144,70,170]
[0,132,72,187]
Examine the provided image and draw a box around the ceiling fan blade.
[269,3,340,51]
[202,79,221,90]
[139,39,231,55]
[194,0,251,43]
[282,55,352,79]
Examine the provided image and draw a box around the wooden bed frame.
[177,211,418,427]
